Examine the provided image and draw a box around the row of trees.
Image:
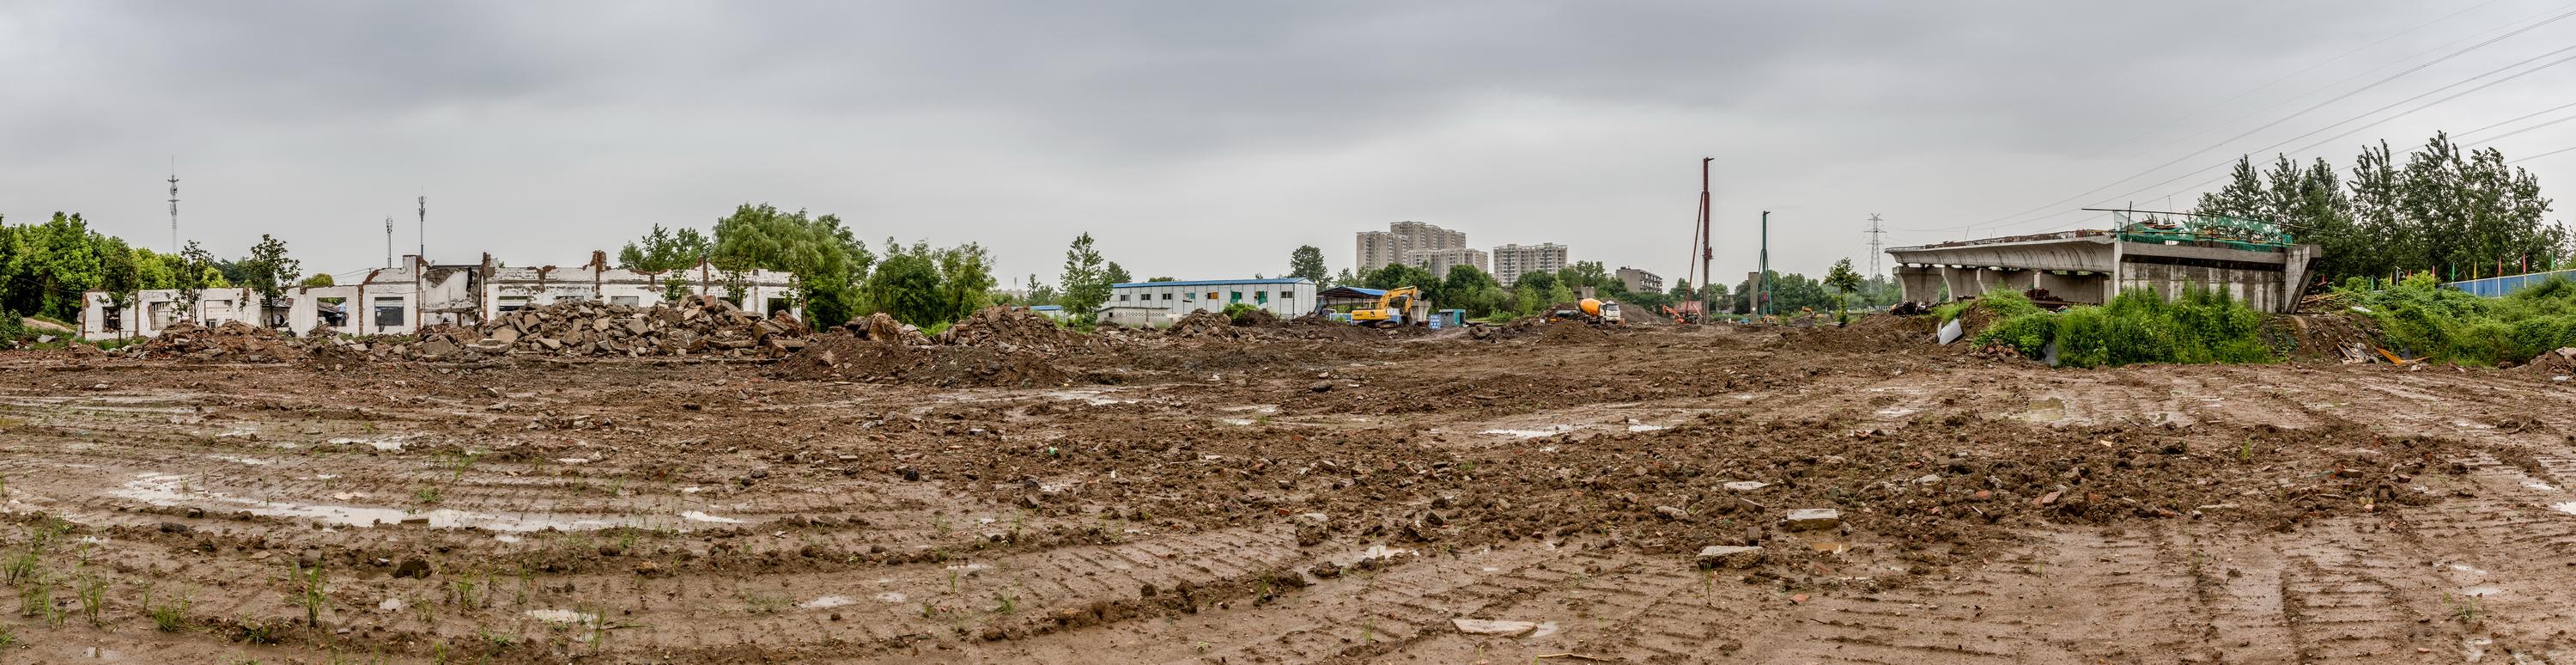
[0,212,307,325]
[617,204,1015,328]
[2196,132,2571,283]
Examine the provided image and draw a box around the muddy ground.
[3,317,2576,663]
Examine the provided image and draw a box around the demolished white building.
[80,252,804,341]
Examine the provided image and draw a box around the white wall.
[1107,281,1315,320]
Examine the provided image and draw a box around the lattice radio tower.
[1865,213,1886,278]
[166,157,180,253]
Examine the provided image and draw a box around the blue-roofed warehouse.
[1100,278,1316,327]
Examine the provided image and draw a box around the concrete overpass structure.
[1886,224,2319,314]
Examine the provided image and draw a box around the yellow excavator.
[1351,286,1426,327]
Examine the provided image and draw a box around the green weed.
[73,573,106,626]
[289,560,327,627]
[144,584,192,631]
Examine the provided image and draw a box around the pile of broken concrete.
[134,320,307,363]
[309,296,811,361]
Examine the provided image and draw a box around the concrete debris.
[1783,508,1841,530]
[1696,545,1765,570]
[1451,618,1540,637]
[1723,480,1771,492]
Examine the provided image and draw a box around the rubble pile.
[136,321,307,363]
[936,307,1091,352]
[309,296,811,361]
[2523,346,2576,378]
[1165,311,1245,339]
[843,313,932,345]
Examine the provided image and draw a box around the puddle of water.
[556,458,592,465]
[945,563,990,571]
[1483,425,1571,439]
[1625,424,1667,432]
[209,455,273,466]
[680,511,744,524]
[872,591,908,603]
[1874,407,1917,418]
[494,534,523,544]
[525,608,598,625]
[1335,544,1415,567]
[2524,482,2560,492]
[1527,622,1562,639]
[1218,418,1255,426]
[2551,502,2576,516]
[2459,585,2506,597]
[326,436,405,452]
[799,595,856,609]
[1222,405,1279,414]
[2017,398,2067,422]
[1041,389,1135,406]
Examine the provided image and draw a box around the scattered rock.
[1451,619,1540,637]
[1696,545,1765,570]
[1783,508,1841,530]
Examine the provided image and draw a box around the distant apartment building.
[1356,221,1467,271]
[1616,266,1664,294]
[1405,247,1489,277]
[1492,242,1570,286]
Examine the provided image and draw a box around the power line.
[2072,0,2517,162]
[1939,4,2576,235]
[1980,43,2576,237]
[2510,143,2576,163]
[2456,99,2576,137]
[2468,107,2576,144]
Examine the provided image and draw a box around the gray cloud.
[3,0,2569,288]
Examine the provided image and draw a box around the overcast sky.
[5,1,2574,288]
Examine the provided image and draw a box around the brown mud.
[5,315,2576,662]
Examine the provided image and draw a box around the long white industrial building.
[80,252,801,341]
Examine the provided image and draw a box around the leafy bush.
[1934,289,2044,323]
[2335,273,2576,364]
[0,311,26,345]
[1221,302,1261,320]
[1973,287,2272,369]
[1976,313,2057,357]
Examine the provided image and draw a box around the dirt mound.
[137,320,305,362]
[940,307,1086,351]
[1167,311,1242,339]
[1231,308,1282,326]
[2262,314,2383,362]
[1539,320,1611,344]
[1771,314,1941,353]
[2522,346,2576,376]
[781,328,1078,387]
[844,312,932,345]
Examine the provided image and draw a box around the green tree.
[1288,246,1329,283]
[1825,258,1863,324]
[97,236,141,320]
[1103,260,1133,286]
[936,243,998,322]
[299,272,336,288]
[706,204,873,325]
[1059,233,1110,321]
[863,241,943,326]
[1146,276,1178,283]
[174,241,217,320]
[1329,267,1358,287]
[1441,265,1500,316]
[242,234,301,326]
[617,223,712,271]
